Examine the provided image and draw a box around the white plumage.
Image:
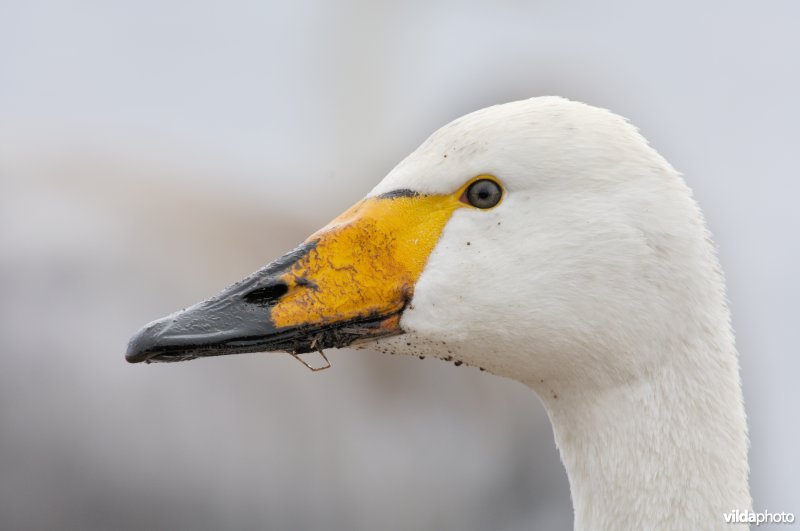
[365,97,751,530]
[124,95,752,530]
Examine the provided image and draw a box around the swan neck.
[534,343,751,530]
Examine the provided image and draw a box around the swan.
[126,96,751,530]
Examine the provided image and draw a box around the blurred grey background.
[1,1,798,529]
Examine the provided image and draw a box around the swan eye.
[463,178,503,209]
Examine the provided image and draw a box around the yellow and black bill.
[125,239,405,364]
[125,187,470,364]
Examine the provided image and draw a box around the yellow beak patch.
[270,189,465,329]
[124,176,503,365]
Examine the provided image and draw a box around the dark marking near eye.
[378,189,420,199]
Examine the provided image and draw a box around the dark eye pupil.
[466,179,502,209]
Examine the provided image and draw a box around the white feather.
[366,97,751,530]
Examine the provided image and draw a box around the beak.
[125,240,405,363]
[126,190,463,364]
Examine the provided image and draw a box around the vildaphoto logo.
[724,509,795,526]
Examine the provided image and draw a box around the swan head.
[127,96,721,391]
[126,96,749,528]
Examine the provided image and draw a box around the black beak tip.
[125,320,166,364]
[126,330,151,364]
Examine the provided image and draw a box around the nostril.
[243,282,289,306]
